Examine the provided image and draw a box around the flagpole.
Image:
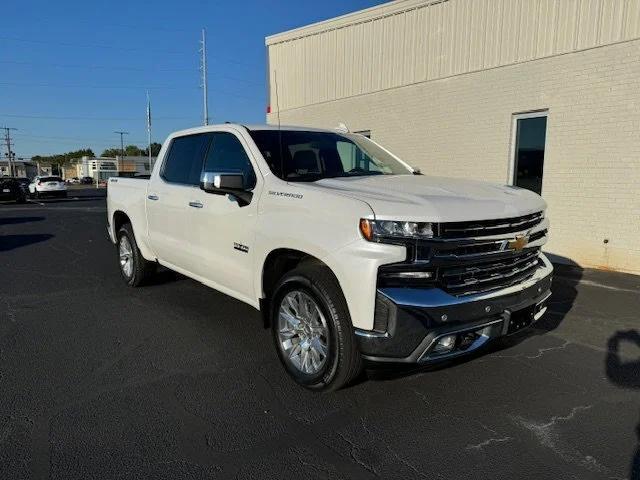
[146,91,152,169]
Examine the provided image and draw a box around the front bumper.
[355,255,553,364]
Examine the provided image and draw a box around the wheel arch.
[259,248,341,328]
[112,210,131,236]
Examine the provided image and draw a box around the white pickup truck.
[107,123,552,390]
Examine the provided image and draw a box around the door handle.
[188,201,203,209]
[147,194,159,201]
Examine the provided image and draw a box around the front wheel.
[116,223,156,287]
[271,265,362,391]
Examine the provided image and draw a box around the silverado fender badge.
[268,190,303,199]
[234,242,249,253]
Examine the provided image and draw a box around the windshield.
[248,130,412,181]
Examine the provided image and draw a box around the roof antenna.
[274,70,284,180]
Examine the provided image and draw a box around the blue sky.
[2,0,384,158]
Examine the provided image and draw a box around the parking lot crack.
[526,340,571,359]
[510,405,612,474]
[336,430,381,477]
[466,436,513,451]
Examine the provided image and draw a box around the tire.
[116,223,156,287]
[271,264,362,391]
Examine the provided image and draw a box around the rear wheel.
[271,265,362,391]
[116,223,156,287]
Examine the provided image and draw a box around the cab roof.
[170,123,340,138]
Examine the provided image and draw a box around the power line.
[0,35,187,55]
[13,133,149,144]
[0,60,263,84]
[0,59,196,73]
[0,81,197,91]
[0,35,259,68]
[0,82,263,101]
[0,113,193,121]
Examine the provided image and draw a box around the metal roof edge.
[265,0,442,46]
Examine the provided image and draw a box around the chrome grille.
[439,211,544,238]
[433,211,546,296]
[439,249,541,296]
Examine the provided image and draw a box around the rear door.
[146,133,211,271]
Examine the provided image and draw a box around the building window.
[510,111,548,195]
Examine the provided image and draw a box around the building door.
[510,111,548,195]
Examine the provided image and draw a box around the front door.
[189,130,260,302]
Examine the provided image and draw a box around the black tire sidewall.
[271,271,342,390]
[116,225,139,286]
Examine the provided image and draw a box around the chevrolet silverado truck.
[107,124,552,391]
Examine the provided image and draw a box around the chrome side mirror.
[200,171,253,206]
[200,172,245,192]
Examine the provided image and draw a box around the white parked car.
[29,176,67,198]
[107,124,552,391]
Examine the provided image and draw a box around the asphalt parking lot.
[1,188,639,480]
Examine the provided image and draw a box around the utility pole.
[200,28,209,125]
[114,130,129,173]
[2,127,17,177]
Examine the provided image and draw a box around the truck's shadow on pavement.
[0,233,54,252]
[606,330,640,480]
[0,216,45,226]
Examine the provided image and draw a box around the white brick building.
[266,0,640,274]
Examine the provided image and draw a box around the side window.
[161,133,210,185]
[203,132,256,189]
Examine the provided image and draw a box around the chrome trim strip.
[430,217,549,243]
[443,259,540,288]
[354,329,390,339]
[378,254,553,308]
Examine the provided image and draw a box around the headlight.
[359,219,434,242]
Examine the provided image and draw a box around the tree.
[125,145,144,156]
[144,142,162,157]
[100,148,121,157]
[101,145,146,157]
[32,148,94,167]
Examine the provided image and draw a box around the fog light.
[433,334,456,354]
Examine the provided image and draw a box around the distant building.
[0,160,38,178]
[69,156,156,181]
[266,0,640,274]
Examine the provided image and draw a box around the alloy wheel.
[277,290,329,375]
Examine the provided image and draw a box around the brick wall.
[268,40,640,274]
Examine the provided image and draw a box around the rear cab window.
[161,133,211,185]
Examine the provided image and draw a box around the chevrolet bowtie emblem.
[508,235,529,251]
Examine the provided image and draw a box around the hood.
[309,174,546,222]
